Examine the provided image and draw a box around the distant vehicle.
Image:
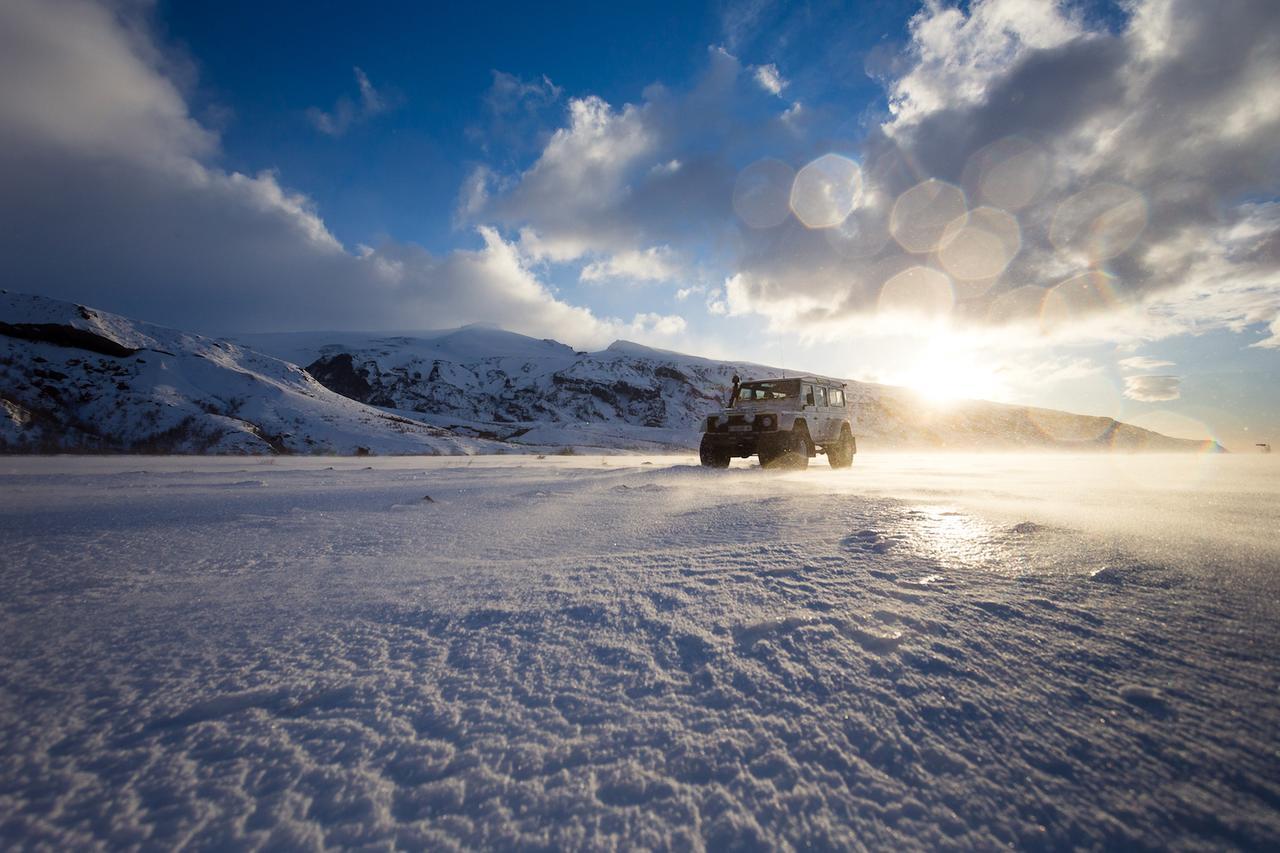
[700,375,856,469]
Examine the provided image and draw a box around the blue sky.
[159,0,918,254]
[0,0,1276,449]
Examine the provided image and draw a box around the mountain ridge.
[0,291,1224,454]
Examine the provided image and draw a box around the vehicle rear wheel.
[699,435,730,468]
[828,426,855,469]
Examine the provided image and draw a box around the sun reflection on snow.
[907,506,1002,569]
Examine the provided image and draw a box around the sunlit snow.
[1,452,1277,847]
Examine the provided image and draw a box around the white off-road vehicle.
[700,376,856,469]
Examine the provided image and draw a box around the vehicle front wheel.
[765,428,809,470]
[699,435,730,468]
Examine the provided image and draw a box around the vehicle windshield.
[734,379,798,404]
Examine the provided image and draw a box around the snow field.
[0,454,1277,849]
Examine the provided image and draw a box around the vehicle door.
[828,386,847,436]
[801,383,815,435]
[812,385,832,440]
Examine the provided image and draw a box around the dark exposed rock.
[305,354,375,403]
[0,322,139,357]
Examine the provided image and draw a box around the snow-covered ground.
[1,453,1277,848]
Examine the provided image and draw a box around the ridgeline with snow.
[2,291,1221,454]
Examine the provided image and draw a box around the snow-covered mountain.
[0,292,502,455]
[242,328,1222,453]
[1,291,1220,454]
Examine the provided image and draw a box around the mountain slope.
[1,291,1219,455]
[0,292,502,455]
[241,331,1220,453]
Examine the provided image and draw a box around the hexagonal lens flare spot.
[789,154,863,229]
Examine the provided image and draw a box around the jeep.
[700,376,856,469]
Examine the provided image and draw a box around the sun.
[897,340,1005,404]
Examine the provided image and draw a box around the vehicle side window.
[814,386,827,406]
[803,384,815,406]
[830,388,844,407]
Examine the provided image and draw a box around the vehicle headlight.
[758,415,773,429]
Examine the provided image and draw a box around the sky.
[0,0,1277,450]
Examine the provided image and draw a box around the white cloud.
[753,63,786,95]
[467,45,802,264]
[580,246,683,283]
[1124,374,1182,402]
[306,67,392,137]
[1118,356,1175,370]
[1254,317,1280,349]
[886,0,1082,130]
[626,312,687,337]
[0,0,667,351]
[720,0,1280,345]
[706,288,729,316]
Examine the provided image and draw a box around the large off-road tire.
[765,428,809,470]
[699,435,730,468]
[827,426,855,469]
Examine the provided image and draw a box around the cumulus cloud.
[1124,374,1182,402]
[464,46,793,265]
[579,246,683,283]
[0,0,664,350]
[724,0,1280,341]
[306,67,391,137]
[626,312,687,338]
[885,0,1083,128]
[1119,356,1174,371]
[471,0,1280,350]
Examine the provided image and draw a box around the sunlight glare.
[894,337,1005,404]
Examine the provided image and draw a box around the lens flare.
[878,265,955,317]
[937,206,1021,282]
[823,188,891,258]
[963,136,1050,211]
[733,158,796,229]
[789,154,863,229]
[986,284,1047,325]
[1040,270,1122,330]
[890,179,967,254]
[1050,183,1148,261]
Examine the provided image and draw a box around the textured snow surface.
[1,453,1278,849]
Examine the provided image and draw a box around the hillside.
[0,291,1219,454]
[0,292,502,455]
[242,329,1220,453]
